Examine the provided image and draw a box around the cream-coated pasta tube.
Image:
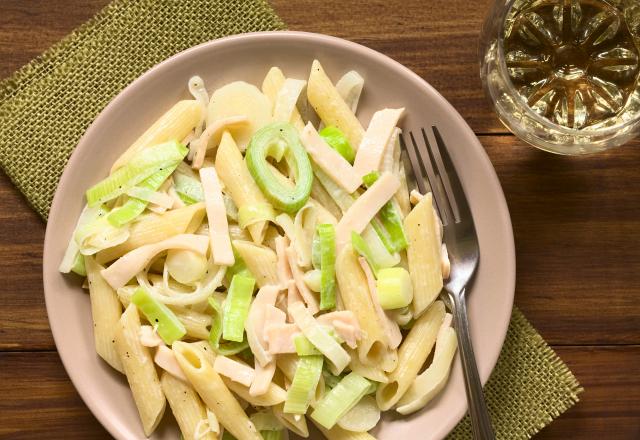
[261,66,306,132]
[173,341,262,440]
[273,403,310,437]
[160,371,217,440]
[114,304,166,436]
[307,60,364,149]
[375,300,445,410]
[170,306,213,340]
[215,130,272,244]
[84,255,124,373]
[233,239,279,287]
[111,100,201,172]
[96,203,205,263]
[404,193,444,317]
[336,244,391,368]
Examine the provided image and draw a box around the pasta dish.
[59,59,457,440]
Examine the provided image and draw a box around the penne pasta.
[112,100,201,172]
[261,66,306,132]
[335,245,390,369]
[404,193,443,317]
[233,239,279,287]
[160,372,217,440]
[96,203,205,264]
[273,402,310,437]
[173,341,262,440]
[215,130,271,243]
[114,304,166,436]
[62,63,459,439]
[84,255,124,373]
[171,306,212,340]
[307,60,364,149]
[375,300,445,410]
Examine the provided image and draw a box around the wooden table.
[1,0,638,438]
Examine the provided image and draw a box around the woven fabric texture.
[0,0,582,438]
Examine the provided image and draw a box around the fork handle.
[449,288,495,440]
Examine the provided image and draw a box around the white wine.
[503,0,640,129]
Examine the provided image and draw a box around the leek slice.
[336,394,380,432]
[250,410,286,440]
[238,203,276,229]
[222,274,255,342]
[70,253,86,276]
[174,170,204,204]
[208,297,249,355]
[284,355,324,414]
[131,287,186,344]
[362,171,408,252]
[288,302,350,374]
[317,223,336,310]
[294,334,321,356]
[246,123,313,213]
[351,231,379,276]
[376,267,414,309]
[107,165,177,227]
[319,126,355,163]
[86,140,187,207]
[311,372,371,429]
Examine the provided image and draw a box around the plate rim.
[43,30,515,440]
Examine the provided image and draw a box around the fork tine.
[413,128,452,226]
[400,133,427,194]
[429,126,472,223]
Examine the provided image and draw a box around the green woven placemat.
[0,0,581,438]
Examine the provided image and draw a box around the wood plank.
[536,346,640,439]
[1,346,637,438]
[0,171,52,350]
[0,351,110,439]
[271,0,502,134]
[481,137,640,345]
[0,0,504,133]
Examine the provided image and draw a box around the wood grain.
[1,0,639,438]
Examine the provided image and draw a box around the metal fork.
[400,127,495,440]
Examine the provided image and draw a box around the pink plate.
[43,31,515,440]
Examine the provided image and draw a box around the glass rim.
[495,0,640,136]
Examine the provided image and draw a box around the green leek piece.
[226,248,253,282]
[173,171,204,204]
[351,231,380,276]
[311,231,321,269]
[260,432,284,440]
[107,165,177,227]
[221,432,237,440]
[376,267,414,309]
[222,274,255,342]
[362,171,408,252]
[284,355,324,414]
[207,297,249,355]
[250,410,284,433]
[303,269,322,292]
[322,370,344,390]
[131,287,186,344]
[319,126,356,163]
[246,122,313,213]
[238,203,276,229]
[311,372,371,429]
[86,141,187,207]
[294,334,321,356]
[317,223,336,310]
[70,253,86,277]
